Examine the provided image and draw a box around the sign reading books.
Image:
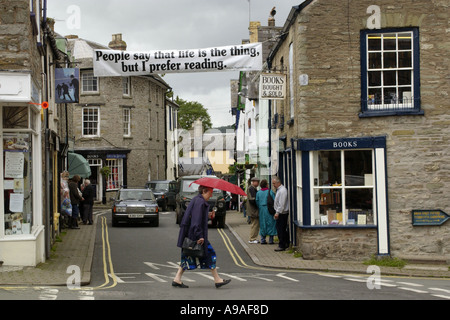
[412,210,450,226]
[93,43,262,76]
[259,73,286,100]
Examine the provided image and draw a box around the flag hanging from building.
[93,43,263,76]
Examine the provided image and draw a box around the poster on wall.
[55,68,79,103]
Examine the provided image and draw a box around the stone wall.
[272,0,450,260]
[298,228,378,261]
[0,0,42,86]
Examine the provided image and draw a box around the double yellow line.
[93,216,117,290]
[217,228,263,271]
[217,227,313,274]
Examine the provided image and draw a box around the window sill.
[359,109,424,118]
[80,136,101,141]
[0,225,44,241]
[294,221,377,229]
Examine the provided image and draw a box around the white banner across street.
[93,42,263,76]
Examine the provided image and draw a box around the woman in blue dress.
[256,179,277,244]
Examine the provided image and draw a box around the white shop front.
[0,72,45,266]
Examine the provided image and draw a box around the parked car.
[145,180,177,211]
[111,188,159,227]
[175,175,227,228]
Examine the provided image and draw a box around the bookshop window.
[311,149,375,226]
[3,133,33,235]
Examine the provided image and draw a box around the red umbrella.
[190,177,247,196]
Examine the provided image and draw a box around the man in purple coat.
[173,185,231,289]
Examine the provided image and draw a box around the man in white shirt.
[272,176,289,251]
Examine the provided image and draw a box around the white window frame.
[360,28,422,117]
[310,149,377,227]
[1,106,41,239]
[81,71,98,94]
[366,31,414,110]
[123,107,131,137]
[295,151,303,226]
[82,106,100,137]
[122,77,131,97]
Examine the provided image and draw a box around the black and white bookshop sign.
[259,73,286,100]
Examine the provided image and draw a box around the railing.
[360,95,422,117]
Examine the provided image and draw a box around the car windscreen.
[147,182,169,191]
[119,190,155,201]
[182,181,222,194]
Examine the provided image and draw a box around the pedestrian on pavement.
[81,179,94,225]
[60,189,72,229]
[272,176,290,251]
[246,177,260,243]
[68,175,84,229]
[60,171,71,228]
[231,193,238,210]
[173,185,231,289]
[256,179,277,245]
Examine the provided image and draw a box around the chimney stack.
[108,33,127,50]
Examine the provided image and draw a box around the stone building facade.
[68,34,170,201]
[268,0,449,262]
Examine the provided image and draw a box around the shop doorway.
[88,159,102,201]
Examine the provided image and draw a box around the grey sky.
[48,0,303,127]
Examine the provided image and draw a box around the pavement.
[0,209,448,287]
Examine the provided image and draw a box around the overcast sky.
[48,0,304,128]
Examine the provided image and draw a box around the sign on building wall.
[412,210,450,226]
[93,43,262,76]
[55,68,79,103]
[259,73,286,100]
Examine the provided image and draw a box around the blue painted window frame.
[360,28,423,117]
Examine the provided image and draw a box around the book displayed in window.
[312,150,375,226]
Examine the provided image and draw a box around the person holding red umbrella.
[172,185,231,289]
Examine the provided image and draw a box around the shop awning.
[68,152,91,178]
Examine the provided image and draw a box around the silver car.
[111,188,159,227]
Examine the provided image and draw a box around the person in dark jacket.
[172,185,231,289]
[81,179,94,225]
[68,175,83,229]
